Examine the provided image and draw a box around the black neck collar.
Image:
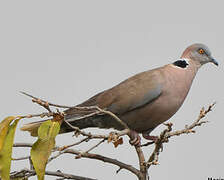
[173,59,189,68]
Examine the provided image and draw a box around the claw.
[129,130,141,146]
[142,133,158,142]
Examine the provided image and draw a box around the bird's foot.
[142,133,164,151]
[128,130,141,146]
[142,133,158,142]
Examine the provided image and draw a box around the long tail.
[20,119,47,136]
[20,114,125,137]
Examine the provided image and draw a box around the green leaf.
[0,116,21,180]
[31,120,60,180]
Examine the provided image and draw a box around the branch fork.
[15,92,215,180]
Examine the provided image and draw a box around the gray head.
[181,43,218,66]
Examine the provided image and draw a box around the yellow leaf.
[31,120,60,180]
[0,116,16,151]
[0,116,21,180]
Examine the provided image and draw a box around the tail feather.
[21,114,125,137]
[62,114,125,132]
[20,120,47,137]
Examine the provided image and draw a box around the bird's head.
[181,43,218,66]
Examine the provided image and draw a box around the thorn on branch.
[116,167,123,174]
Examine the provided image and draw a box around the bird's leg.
[128,130,141,146]
[142,131,158,142]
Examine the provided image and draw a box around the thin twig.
[67,111,102,121]
[48,137,91,164]
[147,123,172,168]
[166,103,215,138]
[20,112,54,119]
[20,91,104,111]
[75,139,106,159]
[63,120,129,139]
[58,137,90,151]
[146,103,215,168]
[20,91,53,112]
[17,91,216,180]
[10,169,97,180]
[62,148,141,178]
[95,108,129,130]
[140,141,155,147]
[21,91,129,129]
[12,156,30,161]
[12,143,140,178]
[85,139,105,154]
[13,143,33,148]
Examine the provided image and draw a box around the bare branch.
[20,112,54,119]
[140,141,154,147]
[134,145,147,180]
[85,139,105,154]
[13,143,33,148]
[61,148,141,178]
[16,91,216,180]
[63,120,129,140]
[147,123,172,168]
[58,137,90,151]
[166,103,215,138]
[10,169,97,180]
[13,142,140,178]
[12,156,30,161]
[20,91,73,109]
[21,91,129,130]
[20,91,53,112]
[95,108,129,130]
[146,103,215,168]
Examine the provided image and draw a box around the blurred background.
[0,1,223,179]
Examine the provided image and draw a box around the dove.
[21,43,218,145]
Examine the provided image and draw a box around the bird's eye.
[198,49,205,54]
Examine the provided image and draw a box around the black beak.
[210,58,218,66]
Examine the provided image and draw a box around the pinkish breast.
[121,61,199,133]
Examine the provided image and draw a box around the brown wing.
[65,68,162,117]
